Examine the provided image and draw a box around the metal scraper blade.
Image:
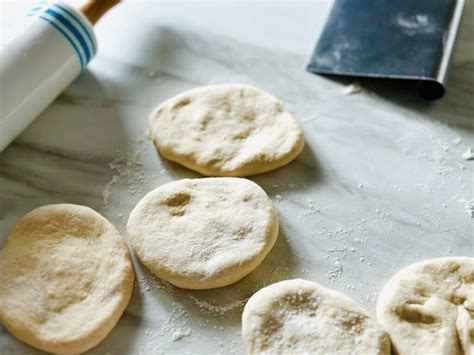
[307,0,465,100]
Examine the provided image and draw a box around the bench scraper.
[307,0,465,100]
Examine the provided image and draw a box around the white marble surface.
[1,1,473,354]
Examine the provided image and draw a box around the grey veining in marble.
[0,1,472,354]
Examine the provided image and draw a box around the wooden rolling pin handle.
[79,0,120,25]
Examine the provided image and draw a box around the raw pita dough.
[377,257,474,355]
[242,279,390,355]
[127,178,278,289]
[148,84,304,177]
[0,204,134,354]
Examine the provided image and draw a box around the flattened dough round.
[242,279,391,355]
[377,257,474,355]
[0,204,134,354]
[149,84,305,177]
[127,178,278,289]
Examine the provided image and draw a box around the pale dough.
[127,178,278,289]
[377,257,474,355]
[148,84,305,177]
[0,204,134,354]
[242,279,391,354]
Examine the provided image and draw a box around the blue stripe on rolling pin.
[27,6,44,16]
[27,1,48,16]
[45,8,91,63]
[39,15,85,69]
[53,3,96,55]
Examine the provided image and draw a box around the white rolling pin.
[0,0,119,152]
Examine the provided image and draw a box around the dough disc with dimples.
[127,177,279,289]
[0,204,134,354]
[377,257,474,355]
[242,279,391,354]
[148,84,305,177]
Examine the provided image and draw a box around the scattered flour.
[301,198,321,217]
[456,198,474,218]
[188,295,248,316]
[396,14,429,29]
[136,275,192,352]
[395,14,434,34]
[418,183,433,194]
[131,135,148,144]
[328,258,343,281]
[461,147,474,160]
[137,272,175,295]
[160,303,192,342]
[102,152,146,204]
[341,83,362,95]
[172,328,192,342]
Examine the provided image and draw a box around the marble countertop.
[1,1,473,354]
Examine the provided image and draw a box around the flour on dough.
[0,204,134,354]
[377,257,474,355]
[127,178,279,289]
[242,279,391,354]
[148,84,305,176]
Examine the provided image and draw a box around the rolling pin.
[0,0,119,152]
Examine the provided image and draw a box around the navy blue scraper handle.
[307,0,464,100]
